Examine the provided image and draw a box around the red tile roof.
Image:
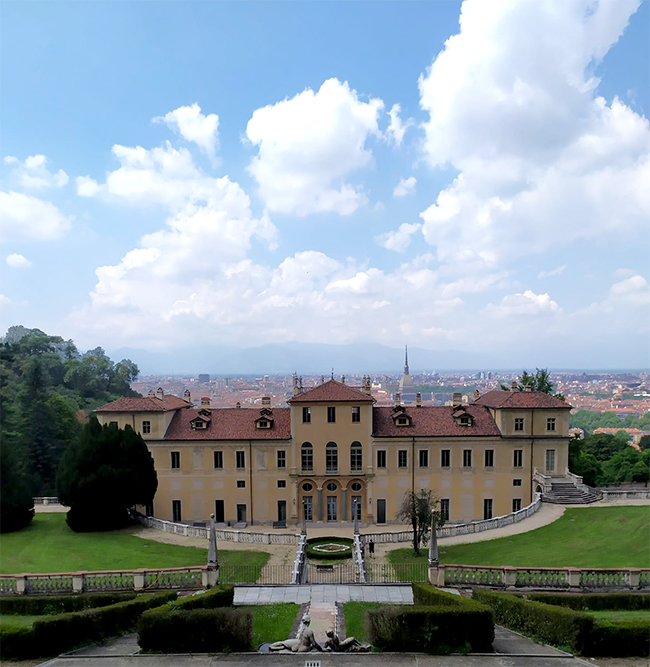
[288,379,374,403]
[164,407,291,440]
[474,390,571,410]
[96,395,190,413]
[373,405,501,437]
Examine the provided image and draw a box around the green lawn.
[240,603,301,647]
[1,513,268,574]
[0,614,41,629]
[588,610,650,622]
[388,507,650,568]
[343,601,384,643]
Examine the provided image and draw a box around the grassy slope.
[1,513,268,574]
[343,602,383,643]
[588,610,650,622]
[241,603,301,647]
[389,507,650,568]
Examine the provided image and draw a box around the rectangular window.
[545,449,556,473]
[513,478,523,487]
[463,450,472,468]
[419,450,429,468]
[327,406,336,423]
[172,500,181,523]
[215,500,225,523]
[440,499,450,521]
[171,451,180,469]
[236,450,245,469]
[546,418,556,432]
[326,496,337,522]
[398,450,408,468]
[142,421,151,434]
[277,450,286,468]
[326,445,338,473]
[236,504,247,523]
[514,418,524,432]
[237,480,245,488]
[377,499,386,524]
[441,449,451,468]
[512,499,522,512]
[302,407,311,423]
[351,406,361,423]
[513,449,523,468]
[277,479,286,488]
[376,450,387,468]
[483,498,493,520]
[214,451,223,469]
[277,500,287,523]
[350,445,362,472]
[301,446,313,472]
[109,421,118,427]
[303,496,313,522]
[484,449,494,468]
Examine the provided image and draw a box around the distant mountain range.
[106,342,492,376]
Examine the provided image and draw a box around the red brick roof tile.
[96,395,190,413]
[474,390,571,410]
[373,405,500,437]
[288,379,374,403]
[165,407,291,440]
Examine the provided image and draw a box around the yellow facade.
[96,382,571,527]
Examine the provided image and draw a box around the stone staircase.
[542,480,602,504]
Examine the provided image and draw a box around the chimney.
[511,380,518,390]
[293,374,299,396]
[395,392,401,407]
[416,392,422,408]
[183,389,191,403]
[452,392,462,406]
[365,376,371,395]
[321,375,325,384]
[473,389,480,402]
[262,396,271,407]
[342,375,346,385]
[236,401,241,409]
[524,382,532,392]
[156,387,164,400]
[148,390,155,398]
[200,397,210,409]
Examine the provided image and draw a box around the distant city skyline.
[1,0,648,368]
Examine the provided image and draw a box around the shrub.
[306,537,353,560]
[473,589,594,654]
[412,583,471,607]
[137,606,252,653]
[0,591,176,659]
[172,585,234,610]
[528,592,650,611]
[0,592,136,616]
[584,620,650,657]
[367,603,493,653]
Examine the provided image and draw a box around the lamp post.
[207,513,220,587]
[301,498,307,535]
[428,512,438,565]
[353,498,359,535]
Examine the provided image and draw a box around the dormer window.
[256,419,271,429]
[190,415,211,430]
[395,415,411,426]
[198,408,211,417]
[457,415,472,426]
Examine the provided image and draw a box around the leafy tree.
[637,435,650,451]
[57,418,157,532]
[0,444,34,532]
[396,489,445,556]
[501,368,564,399]
[581,433,628,462]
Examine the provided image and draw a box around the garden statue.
[269,615,323,653]
[324,630,370,652]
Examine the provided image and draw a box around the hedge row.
[306,537,353,561]
[0,591,176,659]
[368,584,494,654]
[528,592,650,611]
[137,606,252,653]
[171,585,234,610]
[473,589,594,654]
[0,591,137,616]
[474,589,650,657]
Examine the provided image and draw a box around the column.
[342,489,348,522]
[317,487,323,522]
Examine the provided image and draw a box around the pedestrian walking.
[369,539,375,558]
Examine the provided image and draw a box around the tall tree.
[502,368,565,400]
[57,418,158,532]
[396,489,445,556]
[0,444,34,532]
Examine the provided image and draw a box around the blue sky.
[1,0,648,369]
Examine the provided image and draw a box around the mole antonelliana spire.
[398,344,415,397]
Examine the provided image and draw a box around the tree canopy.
[57,418,158,531]
[503,368,565,400]
[396,489,445,556]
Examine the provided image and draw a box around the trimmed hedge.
[585,620,650,657]
[306,537,353,560]
[473,589,594,654]
[137,606,252,653]
[412,583,472,607]
[171,585,234,610]
[0,591,176,659]
[367,605,494,654]
[528,593,650,611]
[0,591,136,616]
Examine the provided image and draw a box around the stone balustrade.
[0,566,211,596]
[428,564,650,591]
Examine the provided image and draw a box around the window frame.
[351,406,361,423]
[440,498,450,521]
[483,498,493,520]
[142,420,151,434]
[326,441,338,473]
[484,449,494,468]
[419,449,429,468]
[513,449,523,468]
[441,449,451,468]
[463,449,472,468]
[398,449,408,468]
[513,478,523,487]
[171,451,180,469]
[376,449,387,469]
[546,417,556,432]
[236,480,246,488]
[512,498,522,512]
[276,450,286,468]
[327,406,336,423]
[301,442,313,472]
[302,407,311,423]
[277,479,287,488]
[350,442,362,472]
[514,417,524,432]
[236,450,246,469]
[214,450,223,469]
[172,500,182,523]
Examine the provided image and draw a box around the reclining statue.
[324,629,371,652]
[269,615,323,653]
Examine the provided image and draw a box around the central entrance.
[298,478,366,524]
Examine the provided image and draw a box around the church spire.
[404,345,410,375]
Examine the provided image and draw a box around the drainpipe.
[249,440,253,525]
[411,436,415,494]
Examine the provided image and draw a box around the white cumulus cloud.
[484,290,560,318]
[4,154,68,190]
[393,176,417,197]
[0,191,71,241]
[6,253,32,268]
[246,78,384,216]
[153,104,220,161]
[376,222,422,253]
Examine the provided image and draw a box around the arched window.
[326,441,338,473]
[350,441,362,472]
[301,442,313,472]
